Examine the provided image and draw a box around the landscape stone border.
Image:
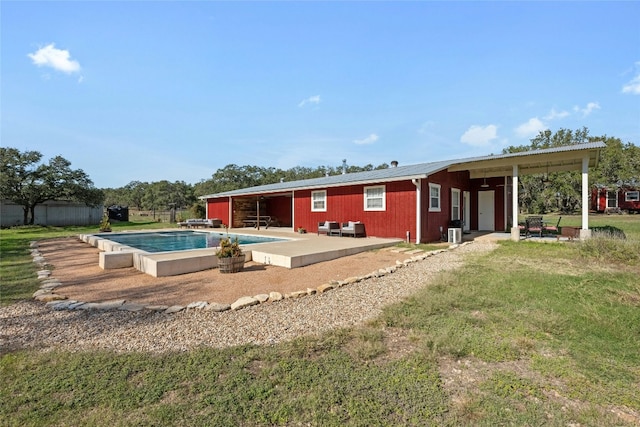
[29,240,469,315]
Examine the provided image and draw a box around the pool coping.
[79,228,404,277]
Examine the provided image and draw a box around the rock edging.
[30,240,471,315]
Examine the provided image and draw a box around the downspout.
[412,178,421,244]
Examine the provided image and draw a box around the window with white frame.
[311,190,327,212]
[451,188,461,221]
[607,190,618,208]
[364,185,386,211]
[626,191,639,202]
[429,183,441,212]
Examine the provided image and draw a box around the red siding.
[204,168,517,242]
[207,198,230,225]
[268,195,292,226]
[422,170,472,242]
[294,180,417,239]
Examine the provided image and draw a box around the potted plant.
[297,226,307,234]
[215,236,245,273]
[99,215,112,232]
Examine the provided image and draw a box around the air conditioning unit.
[447,228,462,244]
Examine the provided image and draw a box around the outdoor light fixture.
[481,172,490,188]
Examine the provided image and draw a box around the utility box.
[448,228,462,244]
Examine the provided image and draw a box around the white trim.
[626,191,639,202]
[364,185,386,211]
[429,183,441,212]
[311,190,327,212]
[412,179,421,243]
[451,188,461,221]
[581,156,589,232]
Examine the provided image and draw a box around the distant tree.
[193,162,391,197]
[593,137,640,187]
[0,147,103,225]
[124,181,146,209]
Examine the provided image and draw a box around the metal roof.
[201,142,606,199]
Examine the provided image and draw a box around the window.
[451,188,460,221]
[364,185,386,211]
[626,191,639,202]
[311,190,326,212]
[607,190,618,208]
[429,183,441,212]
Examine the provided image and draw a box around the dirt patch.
[38,237,414,306]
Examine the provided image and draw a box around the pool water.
[104,231,284,253]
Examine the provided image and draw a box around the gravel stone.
[0,242,497,354]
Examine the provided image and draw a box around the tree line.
[2,128,639,225]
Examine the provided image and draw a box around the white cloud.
[28,43,81,74]
[298,95,321,108]
[622,62,640,95]
[417,120,435,134]
[515,117,546,138]
[574,102,601,117]
[544,108,570,120]
[460,125,498,147]
[353,133,379,145]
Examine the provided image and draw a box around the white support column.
[511,164,520,241]
[412,179,422,244]
[580,156,592,239]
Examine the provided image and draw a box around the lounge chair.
[318,221,340,236]
[340,221,366,237]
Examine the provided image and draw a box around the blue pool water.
[103,231,284,253]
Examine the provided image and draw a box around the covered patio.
[448,142,604,241]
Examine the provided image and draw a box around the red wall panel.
[293,181,417,239]
[207,198,230,225]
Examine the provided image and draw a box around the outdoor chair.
[543,216,561,236]
[317,221,339,236]
[340,221,366,238]
[525,216,544,238]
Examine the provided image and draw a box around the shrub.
[578,231,639,264]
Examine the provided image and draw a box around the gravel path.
[1,242,497,354]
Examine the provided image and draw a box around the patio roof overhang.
[447,143,604,179]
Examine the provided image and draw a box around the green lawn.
[1,216,639,426]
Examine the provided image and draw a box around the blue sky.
[2,1,639,189]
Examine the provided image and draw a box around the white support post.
[413,179,422,244]
[581,156,592,239]
[511,164,520,241]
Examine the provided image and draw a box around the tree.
[503,128,639,214]
[0,148,103,225]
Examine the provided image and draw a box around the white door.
[463,191,471,232]
[478,190,495,231]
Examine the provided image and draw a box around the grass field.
[1,215,639,426]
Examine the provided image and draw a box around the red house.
[591,185,640,214]
[202,143,605,243]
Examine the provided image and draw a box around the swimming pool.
[103,230,285,253]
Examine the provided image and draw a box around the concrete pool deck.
[80,228,405,277]
[81,227,573,278]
